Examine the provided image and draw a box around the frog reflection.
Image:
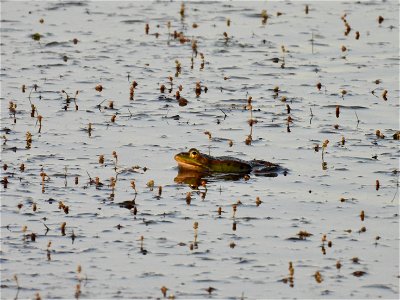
[174,168,247,189]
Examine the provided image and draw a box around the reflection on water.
[174,163,286,189]
[174,168,246,188]
[174,168,209,189]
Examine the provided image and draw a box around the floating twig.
[219,109,228,120]
[353,110,359,124]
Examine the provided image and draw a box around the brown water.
[1,1,399,299]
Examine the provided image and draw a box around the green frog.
[174,148,282,174]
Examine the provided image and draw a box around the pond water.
[1,1,399,299]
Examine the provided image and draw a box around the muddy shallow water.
[1,1,399,299]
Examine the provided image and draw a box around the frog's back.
[207,154,252,173]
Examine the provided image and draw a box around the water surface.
[1,1,399,299]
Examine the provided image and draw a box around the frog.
[174,148,283,175]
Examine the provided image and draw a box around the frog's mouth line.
[176,161,207,171]
[174,155,208,171]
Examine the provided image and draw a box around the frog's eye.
[190,150,198,158]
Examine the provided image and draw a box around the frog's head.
[174,148,209,171]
